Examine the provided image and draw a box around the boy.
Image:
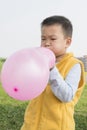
[21,15,85,130]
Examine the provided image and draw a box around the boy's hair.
[41,15,73,38]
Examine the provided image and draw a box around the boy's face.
[41,24,71,59]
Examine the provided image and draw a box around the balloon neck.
[36,47,56,69]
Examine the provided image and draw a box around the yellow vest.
[21,53,85,130]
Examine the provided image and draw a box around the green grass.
[74,85,87,130]
[0,84,87,130]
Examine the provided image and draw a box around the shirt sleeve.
[49,64,81,102]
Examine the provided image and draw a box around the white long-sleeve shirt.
[49,63,81,102]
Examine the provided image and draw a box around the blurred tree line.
[0,58,6,62]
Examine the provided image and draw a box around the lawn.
[0,83,87,130]
[75,84,87,130]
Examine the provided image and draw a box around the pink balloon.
[35,47,55,69]
[1,47,55,101]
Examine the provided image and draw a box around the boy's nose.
[44,41,50,47]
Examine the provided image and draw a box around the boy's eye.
[51,38,56,40]
[42,38,46,40]
[41,37,46,40]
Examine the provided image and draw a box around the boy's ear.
[66,37,72,48]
